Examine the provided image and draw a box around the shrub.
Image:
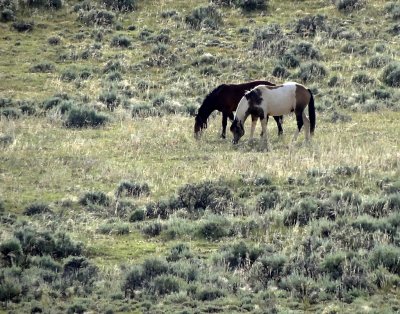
[298,62,327,82]
[256,191,280,213]
[252,24,283,50]
[281,53,300,68]
[12,21,34,32]
[43,96,62,110]
[351,72,375,85]
[294,14,327,37]
[284,197,319,226]
[361,197,387,218]
[369,245,400,274]
[110,35,132,48]
[65,107,108,128]
[0,238,22,266]
[291,42,321,60]
[78,9,115,26]
[142,257,169,281]
[141,222,163,237]
[48,36,61,45]
[129,209,145,222]
[272,65,290,78]
[131,103,158,118]
[1,8,15,22]
[185,5,222,30]
[99,90,119,111]
[116,181,150,198]
[334,0,365,12]
[166,243,192,262]
[1,107,20,119]
[235,0,268,11]
[366,55,391,68]
[23,202,52,216]
[31,255,62,272]
[254,254,287,282]
[320,252,347,280]
[149,275,182,296]
[123,266,144,297]
[0,277,22,303]
[197,217,229,241]
[219,241,263,269]
[79,191,111,207]
[197,287,225,301]
[177,181,233,215]
[381,63,400,87]
[62,256,98,286]
[385,2,400,20]
[104,0,137,11]
[60,69,77,82]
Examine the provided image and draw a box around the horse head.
[194,115,208,139]
[230,118,244,144]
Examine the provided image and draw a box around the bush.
[1,107,20,119]
[104,0,137,11]
[60,69,77,82]
[298,62,327,82]
[381,63,400,87]
[253,254,287,282]
[294,14,327,37]
[166,243,192,262]
[150,275,182,296]
[48,36,61,45]
[252,24,283,50]
[272,65,290,78]
[116,181,150,198]
[129,209,145,222]
[185,5,222,30]
[0,277,22,303]
[12,21,34,32]
[291,42,321,60]
[142,257,169,281]
[197,286,225,301]
[1,8,15,22]
[123,266,144,297]
[177,181,233,215]
[141,222,163,237]
[385,2,400,20]
[334,0,365,12]
[78,9,115,26]
[79,191,111,207]
[62,256,98,286]
[65,107,108,128]
[110,35,132,48]
[235,0,268,11]
[0,238,22,266]
[369,245,400,274]
[351,72,375,85]
[284,197,319,226]
[99,90,119,111]
[131,103,158,118]
[23,202,52,216]
[281,53,300,68]
[219,241,263,269]
[320,252,347,280]
[256,191,280,213]
[197,217,229,241]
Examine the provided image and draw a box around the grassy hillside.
[1,0,400,313]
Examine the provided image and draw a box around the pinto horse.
[230,82,315,145]
[194,80,283,139]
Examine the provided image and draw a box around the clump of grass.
[351,72,375,85]
[185,5,222,30]
[256,191,280,213]
[99,90,120,111]
[110,35,132,48]
[272,65,290,78]
[12,21,34,32]
[79,191,111,207]
[65,107,108,128]
[47,36,61,45]
[334,0,365,12]
[297,62,327,82]
[116,181,150,198]
[30,62,55,73]
[78,9,115,26]
[283,197,319,226]
[23,202,52,216]
[252,24,283,50]
[381,62,400,87]
[369,244,400,274]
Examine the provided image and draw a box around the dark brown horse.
[194,80,283,139]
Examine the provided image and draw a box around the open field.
[1,0,400,313]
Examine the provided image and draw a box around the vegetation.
[0,0,399,312]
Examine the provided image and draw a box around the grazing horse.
[230,82,315,145]
[194,80,283,139]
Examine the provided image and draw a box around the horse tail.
[308,89,316,136]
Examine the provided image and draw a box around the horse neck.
[197,96,216,121]
[235,97,249,123]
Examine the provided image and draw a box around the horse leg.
[273,116,283,136]
[302,112,310,141]
[260,116,269,148]
[249,114,257,141]
[221,113,228,139]
[260,115,269,137]
[293,109,304,142]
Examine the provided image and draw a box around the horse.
[194,80,284,139]
[230,82,315,145]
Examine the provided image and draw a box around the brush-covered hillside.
[0,0,400,313]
